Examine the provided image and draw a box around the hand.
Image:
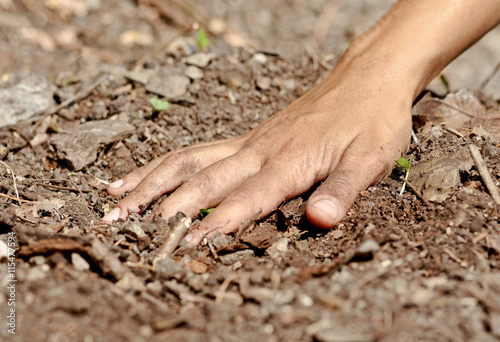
[102,62,413,245]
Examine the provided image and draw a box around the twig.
[427,98,476,118]
[443,248,465,266]
[0,160,20,205]
[26,181,93,193]
[313,0,339,49]
[44,74,108,118]
[399,176,431,206]
[153,216,192,267]
[479,60,500,92]
[469,144,500,205]
[235,208,262,240]
[0,193,62,204]
[215,274,240,304]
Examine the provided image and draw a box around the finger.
[106,138,238,197]
[187,162,315,244]
[306,141,392,229]
[102,142,240,222]
[152,148,263,220]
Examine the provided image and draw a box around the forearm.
[337,0,500,99]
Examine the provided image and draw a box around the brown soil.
[1,1,500,341]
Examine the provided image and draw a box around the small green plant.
[197,27,210,50]
[199,208,214,218]
[396,155,414,195]
[439,74,450,92]
[149,98,170,112]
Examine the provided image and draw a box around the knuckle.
[162,151,188,167]
[329,172,356,198]
[183,172,214,193]
[227,188,255,205]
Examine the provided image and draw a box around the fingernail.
[108,179,124,188]
[102,207,121,222]
[311,199,339,221]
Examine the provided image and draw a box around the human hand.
[102,65,413,245]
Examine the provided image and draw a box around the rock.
[124,69,155,85]
[188,259,208,274]
[298,293,314,307]
[314,328,374,342]
[284,79,296,91]
[184,65,204,80]
[71,253,90,271]
[156,258,188,281]
[219,249,255,266]
[266,237,289,259]
[0,239,8,259]
[123,224,151,251]
[353,239,380,260]
[257,76,271,90]
[410,288,434,306]
[49,119,134,170]
[146,73,190,99]
[185,52,216,68]
[115,272,145,292]
[0,73,55,127]
[251,53,267,64]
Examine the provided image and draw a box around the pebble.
[0,73,55,127]
[284,79,296,91]
[354,239,380,258]
[146,73,190,99]
[49,119,135,170]
[314,328,373,342]
[266,237,289,259]
[298,293,314,307]
[251,53,267,64]
[185,52,216,68]
[220,249,255,266]
[184,65,204,80]
[257,76,271,90]
[0,239,8,259]
[71,253,90,271]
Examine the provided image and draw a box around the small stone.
[410,288,434,306]
[314,328,373,342]
[219,249,255,266]
[0,239,8,259]
[185,52,216,68]
[146,73,190,99]
[0,73,55,128]
[208,18,227,35]
[184,65,204,80]
[124,69,155,85]
[331,230,344,239]
[272,289,296,305]
[123,224,151,251]
[355,239,380,257]
[251,53,267,64]
[115,272,145,292]
[284,79,296,91]
[71,253,90,271]
[257,76,271,90]
[266,237,289,259]
[298,293,313,307]
[49,119,135,170]
[29,255,46,266]
[188,259,208,274]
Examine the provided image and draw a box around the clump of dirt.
[1,1,500,341]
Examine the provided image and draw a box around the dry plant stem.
[153,217,192,267]
[0,193,61,204]
[479,60,500,91]
[0,160,20,205]
[469,144,500,205]
[215,274,239,303]
[44,74,108,118]
[427,98,476,118]
[399,176,430,206]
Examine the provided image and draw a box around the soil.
[1,1,500,341]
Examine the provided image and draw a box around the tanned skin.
[103,0,500,244]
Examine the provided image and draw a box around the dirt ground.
[1,1,500,341]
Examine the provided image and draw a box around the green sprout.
[396,155,414,196]
[149,98,170,112]
[199,208,214,218]
[197,27,210,50]
[439,74,450,92]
